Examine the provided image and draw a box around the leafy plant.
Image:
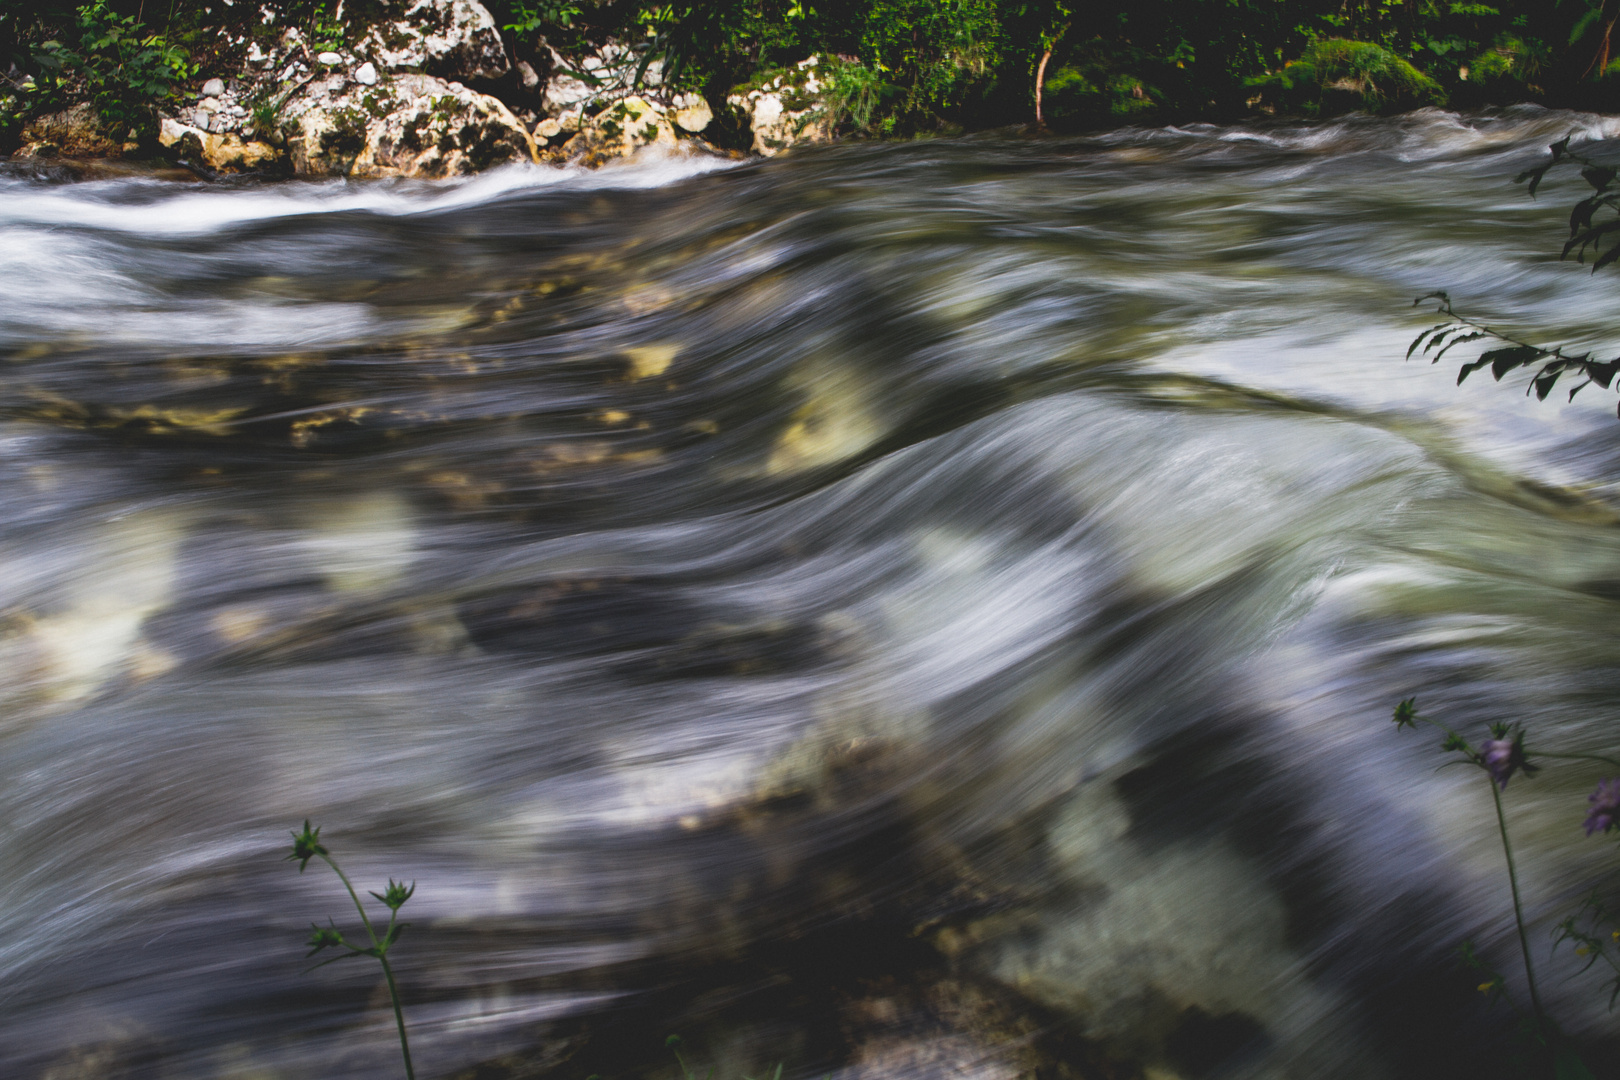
[28,0,192,139]
[313,18,344,55]
[1405,137,1620,416]
[1553,891,1620,1009]
[1041,54,1162,126]
[859,0,1001,124]
[1390,700,1614,1078]
[632,1,755,90]
[816,57,886,132]
[504,0,583,37]
[287,820,418,1080]
[1246,37,1445,114]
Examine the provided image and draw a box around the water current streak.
[3,111,1620,1079]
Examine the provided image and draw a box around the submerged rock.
[951,776,1364,1078]
[765,362,886,475]
[0,511,188,715]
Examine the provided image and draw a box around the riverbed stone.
[955,778,1358,1077]
[765,362,885,474]
[0,511,187,715]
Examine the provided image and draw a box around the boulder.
[558,95,675,166]
[282,73,537,178]
[357,0,509,82]
[726,57,833,157]
[670,92,713,133]
[158,117,283,172]
[15,103,118,158]
[536,43,672,135]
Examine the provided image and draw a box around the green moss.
[1469,34,1549,85]
[360,90,396,119]
[1246,39,1445,114]
[319,104,368,156]
[1043,61,1166,129]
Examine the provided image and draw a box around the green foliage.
[1389,703,1614,1077]
[1554,893,1620,1010]
[287,820,418,1080]
[1247,38,1445,114]
[816,56,886,133]
[305,1,345,54]
[1406,138,1620,417]
[10,0,1620,155]
[25,0,192,139]
[1042,55,1162,127]
[1468,34,1550,84]
[247,92,282,137]
[632,2,804,93]
[467,0,1620,139]
[858,0,1000,124]
[503,0,583,38]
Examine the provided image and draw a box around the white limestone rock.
[159,116,283,172]
[726,57,833,157]
[671,92,712,133]
[280,72,537,178]
[559,95,675,165]
[357,0,509,81]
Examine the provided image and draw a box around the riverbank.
[5,0,1620,179]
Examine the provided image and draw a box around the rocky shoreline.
[6,0,841,178]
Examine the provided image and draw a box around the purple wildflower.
[1480,731,1534,790]
[1585,778,1620,836]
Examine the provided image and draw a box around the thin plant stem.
[320,853,416,1080]
[1489,777,1544,1022]
[379,955,417,1080]
[320,853,381,946]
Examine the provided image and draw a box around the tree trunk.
[1035,48,1053,125]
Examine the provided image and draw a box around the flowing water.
[5,106,1620,1080]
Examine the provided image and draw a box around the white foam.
[0,147,739,237]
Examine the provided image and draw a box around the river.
[3,106,1620,1080]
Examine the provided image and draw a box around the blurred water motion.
[4,111,1620,1079]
